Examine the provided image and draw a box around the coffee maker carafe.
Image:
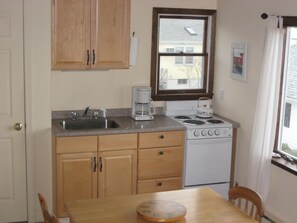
[131,86,155,121]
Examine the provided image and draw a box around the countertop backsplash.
[52,107,165,120]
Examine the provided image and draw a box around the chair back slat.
[228,186,264,223]
[249,203,255,217]
[38,193,59,223]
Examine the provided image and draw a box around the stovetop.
[165,101,233,139]
[170,115,233,139]
[171,115,232,129]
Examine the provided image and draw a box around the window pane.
[159,56,204,90]
[158,18,205,53]
[279,27,297,158]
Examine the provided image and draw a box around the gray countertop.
[52,115,186,137]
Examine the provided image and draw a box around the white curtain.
[247,16,285,202]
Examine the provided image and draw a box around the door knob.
[14,123,23,131]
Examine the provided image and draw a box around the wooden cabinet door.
[56,153,97,217]
[91,0,130,68]
[98,150,137,197]
[51,0,91,70]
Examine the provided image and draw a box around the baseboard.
[265,208,288,223]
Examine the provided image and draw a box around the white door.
[0,0,27,222]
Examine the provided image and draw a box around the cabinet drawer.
[138,147,183,180]
[56,136,97,154]
[138,177,182,194]
[138,131,183,149]
[98,133,137,151]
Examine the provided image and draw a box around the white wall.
[24,0,51,222]
[25,0,297,222]
[51,0,217,110]
[215,0,297,222]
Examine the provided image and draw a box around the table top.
[66,188,258,223]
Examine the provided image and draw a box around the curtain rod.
[261,13,282,20]
[261,12,296,19]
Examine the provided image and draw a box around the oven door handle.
[187,138,232,146]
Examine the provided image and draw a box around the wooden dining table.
[66,187,258,223]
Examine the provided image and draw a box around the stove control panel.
[187,127,233,139]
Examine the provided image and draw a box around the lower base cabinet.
[53,131,183,217]
[137,131,184,193]
[53,134,137,217]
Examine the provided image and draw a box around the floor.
[59,218,70,223]
[57,217,273,223]
[263,217,275,223]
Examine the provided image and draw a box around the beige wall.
[28,0,217,222]
[51,0,217,110]
[215,0,297,222]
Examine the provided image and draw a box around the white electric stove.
[166,101,233,199]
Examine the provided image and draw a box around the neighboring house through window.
[277,23,297,160]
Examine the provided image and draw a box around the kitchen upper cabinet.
[51,0,130,70]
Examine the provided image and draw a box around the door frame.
[24,0,52,222]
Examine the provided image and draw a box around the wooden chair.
[228,186,264,222]
[38,193,59,223]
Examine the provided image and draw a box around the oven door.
[184,138,232,186]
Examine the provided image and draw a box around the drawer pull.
[159,151,164,155]
[157,182,163,186]
[160,135,164,139]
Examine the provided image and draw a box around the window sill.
[271,157,297,176]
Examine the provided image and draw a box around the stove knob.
[214,129,221,136]
[208,129,214,136]
[201,130,208,136]
[194,130,200,137]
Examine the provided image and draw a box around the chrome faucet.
[83,106,92,117]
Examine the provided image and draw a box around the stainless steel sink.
[59,118,120,130]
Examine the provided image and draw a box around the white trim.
[265,207,287,223]
[24,0,36,222]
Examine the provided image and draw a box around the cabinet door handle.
[157,182,163,186]
[92,49,95,64]
[87,50,90,65]
[159,151,164,155]
[99,157,102,172]
[160,135,164,139]
[93,157,97,172]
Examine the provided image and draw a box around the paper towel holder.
[130,31,139,66]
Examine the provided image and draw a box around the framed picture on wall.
[230,42,247,82]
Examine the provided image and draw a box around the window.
[173,47,194,65]
[150,8,216,101]
[277,22,297,161]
